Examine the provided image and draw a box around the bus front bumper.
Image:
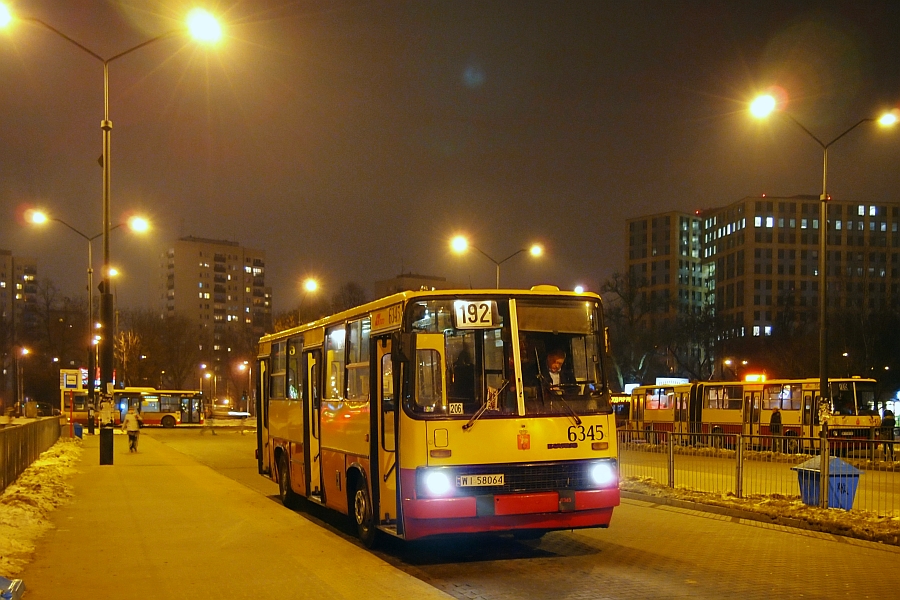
[401,487,620,540]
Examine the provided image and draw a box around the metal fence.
[617,429,900,516]
[0,417,62,493]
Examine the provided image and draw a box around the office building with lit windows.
[625,210,706,324]
[702,195,900,339]
[161,237,271,381]
[626,196,900,340]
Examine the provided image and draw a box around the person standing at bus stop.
[122,406,143,452]
[770,406,783,452]
[882,409,896,461]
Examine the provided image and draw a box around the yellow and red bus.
[61,387,204,427]
[627,377,880,449]
[256,287,620,545]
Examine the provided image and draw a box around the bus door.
[743,390,761,437]
[674,390,688,436]
[304,349,322,498]
[802,389,816,438]
[375,337,398,528]
[257,359,270,475]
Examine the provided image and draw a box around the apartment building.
[161,237,272,382]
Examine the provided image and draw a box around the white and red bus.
[257,287,620,546]
[61,387,204,427]
[626,377,880,449]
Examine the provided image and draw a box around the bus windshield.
[831,380,878,416]
[516,298,609,417]
[405,296,610,419]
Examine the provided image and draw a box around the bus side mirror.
[392,332,415,363]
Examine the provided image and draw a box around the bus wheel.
[352,478,376,548]
[277,453,301,509]
[786,434,799,454]
[161,415,176,428]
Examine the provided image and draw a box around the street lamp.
[750,93,896,420]
[14,347,29,413]
[2,5,222,455]
[297,277,319,323]
[237,361,252,413]
[26,210,148,433]
[450,235,543,288]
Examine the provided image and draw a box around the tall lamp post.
[2,5,222,461]
[14,347,29,413]
[750,94,897,420]
[27,211,148,433]
[450,235,543,288]
[298,278,319,323]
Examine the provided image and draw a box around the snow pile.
[621,476,900,546]
[0,438,82,577]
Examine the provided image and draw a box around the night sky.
[2,0,899,313]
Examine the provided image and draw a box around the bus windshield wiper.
[463,379,508,431]
[551,389,582,425]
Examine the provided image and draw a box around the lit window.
[754,216,762,227]
[835,220,842,230]
[870,206,876,216]
[753,326,761,336]
[801,219,808,229]
[766,217,774,228]
[858,206,865,216]
[813,219,818,229]
[764,326,772,336]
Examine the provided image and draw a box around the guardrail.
[0,417,62,493]
[617,429,900,515]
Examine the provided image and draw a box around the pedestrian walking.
[122,406,143,453]
[882,409,896,461]
[770,406,783,452]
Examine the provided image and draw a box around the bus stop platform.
[17,432,452,600]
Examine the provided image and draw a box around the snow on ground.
[0,438,82,577]
[621,476,900,546]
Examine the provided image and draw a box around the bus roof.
[258,286,602,346]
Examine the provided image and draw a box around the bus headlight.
[588,461,617,488]
[424,470,452,496]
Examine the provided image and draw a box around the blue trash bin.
[792,455,862,510]
[73,423,83,439]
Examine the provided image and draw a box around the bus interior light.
[589,461,617,488]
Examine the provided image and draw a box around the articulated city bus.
[61,387,204,427]
[627,377,880,449]
[256,287,620,545]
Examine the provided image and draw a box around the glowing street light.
[750,91,896,428]
[450,235,543,288]
[27,209,148,434]
[3,5,222,460]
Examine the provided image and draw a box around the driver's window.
[416,349,443,412]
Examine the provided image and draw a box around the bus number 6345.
[568,424,604,442]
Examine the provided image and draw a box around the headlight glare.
[589,461,616,487]
[424,470,452,496]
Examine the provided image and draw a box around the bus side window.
[382,353,394,412]
[416,349,443,412]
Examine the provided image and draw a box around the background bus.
[61,387,204,427]
[628,377,880,449]
[257,287,620,545]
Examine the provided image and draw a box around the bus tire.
[161,415,176,428]
[277,453,302,510]
[352,477,377,548]
[785,433,799,454]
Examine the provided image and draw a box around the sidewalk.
[19,432,452,599]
